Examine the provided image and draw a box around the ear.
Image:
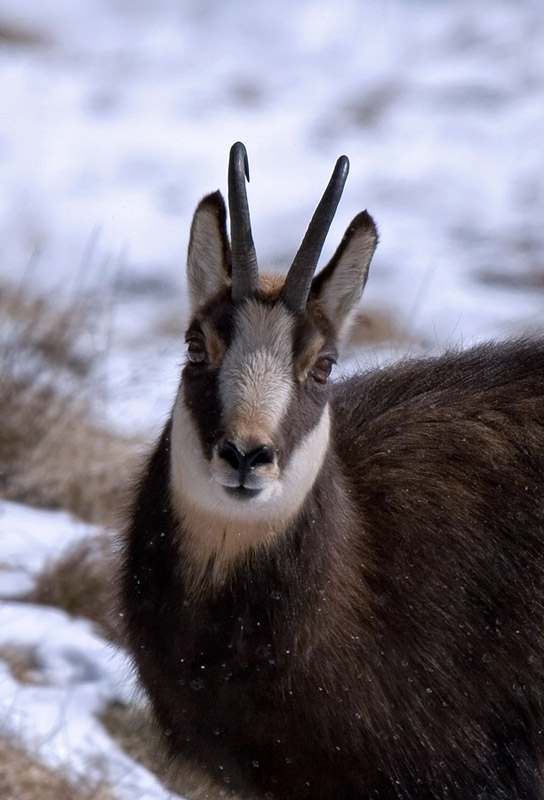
[310,211,378,339]
[187,191,232,313]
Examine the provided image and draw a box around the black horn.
[281,155,349,314]
[228,141,259,302]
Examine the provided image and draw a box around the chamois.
[122,142,544,799]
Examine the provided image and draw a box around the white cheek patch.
[170,391,331,589]
[171,396,218,511]
[219,301,294,443]
[269,403,331,516]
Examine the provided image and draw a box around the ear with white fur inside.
[186,191,231,313]
[310,210,378,339]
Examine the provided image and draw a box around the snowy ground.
[0,501,180,799]
[1,0,544,797]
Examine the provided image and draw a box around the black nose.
[217,440,276,483]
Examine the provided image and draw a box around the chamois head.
[172,143,377,534]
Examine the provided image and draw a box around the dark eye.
[186,334,207,365]
[310,355,335,384]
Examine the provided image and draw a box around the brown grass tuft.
[347,307,409,347]
[0,737,113,800]
[0,283,140,528]
[0,21,48,48]
[0,645,45,686]
[7,417,140,529]
[29,533,121,642]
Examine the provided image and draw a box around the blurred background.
[1,0,543,350]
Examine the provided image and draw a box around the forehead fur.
[219,298,294,441]
[232,298,294,359]
[258,271,284,298]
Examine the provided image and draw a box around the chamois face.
[170,188,377,537]
[178,281,335,520]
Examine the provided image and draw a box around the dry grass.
[0,737,113,800]
[347,307,409,347]
[0,645,45,686]
[29,533,122,642]
[7,415,140,529]
[0,20,48,48]
[0,282,140,528]
[0,283,140,799]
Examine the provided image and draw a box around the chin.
[216,479,284,514]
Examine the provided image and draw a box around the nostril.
[217,440,245,471]
[246,445,276,469]
[217,441,277,476]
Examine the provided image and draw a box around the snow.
[1,0,544,796]
[0,502,100,596]
[0,501,178,798]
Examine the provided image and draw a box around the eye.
[310,355,335,384]
[185,333,207,365]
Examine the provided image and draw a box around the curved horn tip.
[230,141,250,182]
[280,152,352,314]
[336,155,350,178]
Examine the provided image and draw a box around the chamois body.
[123,145,544,799]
